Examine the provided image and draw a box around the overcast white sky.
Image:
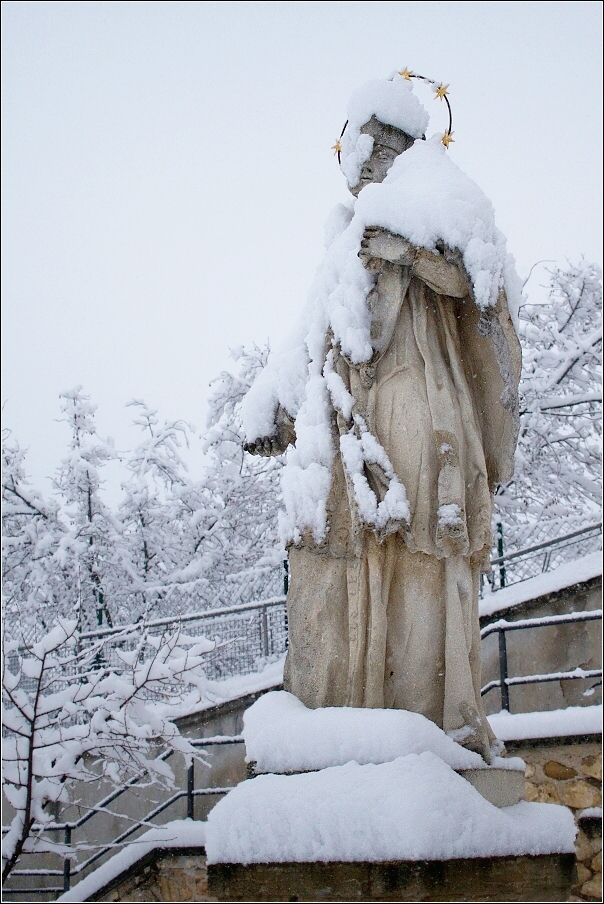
[2,1,602,494]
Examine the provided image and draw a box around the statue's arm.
[243,405,297,457]
[359,227,471,298]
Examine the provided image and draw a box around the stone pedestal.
[208,854,577,902]
[458,765,525,807]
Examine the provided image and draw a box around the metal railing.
[485,522,601,592]
[3,734,246,896]
[78,595,289,683]
[480,609,602,711]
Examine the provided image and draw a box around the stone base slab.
[458,765,525,807]
[208,854,576,902]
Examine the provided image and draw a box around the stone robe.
[283,231,522,760]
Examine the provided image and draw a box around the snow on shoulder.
[355,135,520,312]
[243,691,521,773]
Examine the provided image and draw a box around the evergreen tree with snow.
[199,344,284,606]
[118,401,220,620]
[53,387,124,630]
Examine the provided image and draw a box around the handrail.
[5,731,245,893]
[480,608,602,711]
[1,735,244,836]
[481,608,602,639]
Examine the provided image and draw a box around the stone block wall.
[95,850,216,902]
[509,738,602,902]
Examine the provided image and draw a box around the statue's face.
[351,142,400,196]
[349,118,416,197]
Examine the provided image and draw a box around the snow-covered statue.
[242,74,522,762]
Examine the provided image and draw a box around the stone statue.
[244,92,521,762]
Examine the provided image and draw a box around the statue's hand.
[244,436,284,457]
[244,406,296,457]
[359,227,416,269]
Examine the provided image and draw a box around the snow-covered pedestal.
[204,693,577,902]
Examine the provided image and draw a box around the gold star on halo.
[332,140,342,156]
[434,83,450,100]
[441,130,455,148]
[398,67,413,81]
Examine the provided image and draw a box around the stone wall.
[94,850,215,902]
[508,737,602,902]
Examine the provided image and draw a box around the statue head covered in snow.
[338,75,428,196]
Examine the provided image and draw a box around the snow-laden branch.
[495,260,602,547]
[2,618,219,882]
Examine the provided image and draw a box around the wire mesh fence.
[6,522,601,683]
[486,522,601,592]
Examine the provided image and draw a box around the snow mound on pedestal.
[243,690,501,773]
[205,752,576,864]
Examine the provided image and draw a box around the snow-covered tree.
[2,434,72,635]
[495,260,602,547]
[2,617,216,881]
[3,349,284,635]
[52,388,125,631]
[200,344,283,606]
[118,401,221,621]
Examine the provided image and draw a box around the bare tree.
[2,618,218,881]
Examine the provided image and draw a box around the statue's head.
[350,116,416,197]
[337,74,429,196]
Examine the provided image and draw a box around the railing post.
[498,629,510,711]
[187,762,195,820]
[496,522,506,588]
[261,605,269,658]
[63,826,72,893]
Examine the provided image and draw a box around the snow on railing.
[2,735,245,896]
